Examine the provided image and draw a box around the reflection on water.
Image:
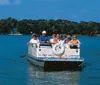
[27,62,81,85]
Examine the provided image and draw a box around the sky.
[0,0,100,22]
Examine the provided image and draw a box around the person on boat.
[63,38,70,48]
[40,31,49,43]
[50,34,59,44]
[69,35,80,48]
[27,34,40,44]
[63,34,71,41]
[63,35,71,48]
[66,35,71,41]
[62,34,66,40]
[56,34,61,42]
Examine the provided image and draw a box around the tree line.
[0,17,100,36]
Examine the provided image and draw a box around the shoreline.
[0,34,100,37]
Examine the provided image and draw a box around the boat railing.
[28,43,80,50]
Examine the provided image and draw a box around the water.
[0,35,100,85]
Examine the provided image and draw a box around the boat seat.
[39,43,52,48]
[70,45,79,49]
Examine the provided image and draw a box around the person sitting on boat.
[66,35,71,41]
[63,35,71,48]
[69,35,80,48]
[63,34,71,41]
[27,34,40,44]
[40,31,49,43]
[57,34,66,44]
[50,34,59,44]
[56,33,62,42]
[63,38,70,48]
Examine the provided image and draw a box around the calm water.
[0,35,100,85]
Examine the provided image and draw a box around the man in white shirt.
[28,34,40,44]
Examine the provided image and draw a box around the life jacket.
[71,39,79,44]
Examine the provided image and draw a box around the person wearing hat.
[40,31,49,43]
[27,34,40,44]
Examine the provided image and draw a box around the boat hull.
[44,61,83,71]
[27,55,84,71]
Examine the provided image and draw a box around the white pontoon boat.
[27,43,84,70]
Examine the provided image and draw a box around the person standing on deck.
[27,34,40,44]
[40,31,49,43]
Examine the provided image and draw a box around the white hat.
[42,31,46,34]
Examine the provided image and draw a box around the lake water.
[0,35,100,85]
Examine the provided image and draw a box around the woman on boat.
[63,35,71,48]
[69,35,80,48]
[56,34,64,44]
[50,34,59,44]
[63,38,70,48]
[56,33,61,41]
